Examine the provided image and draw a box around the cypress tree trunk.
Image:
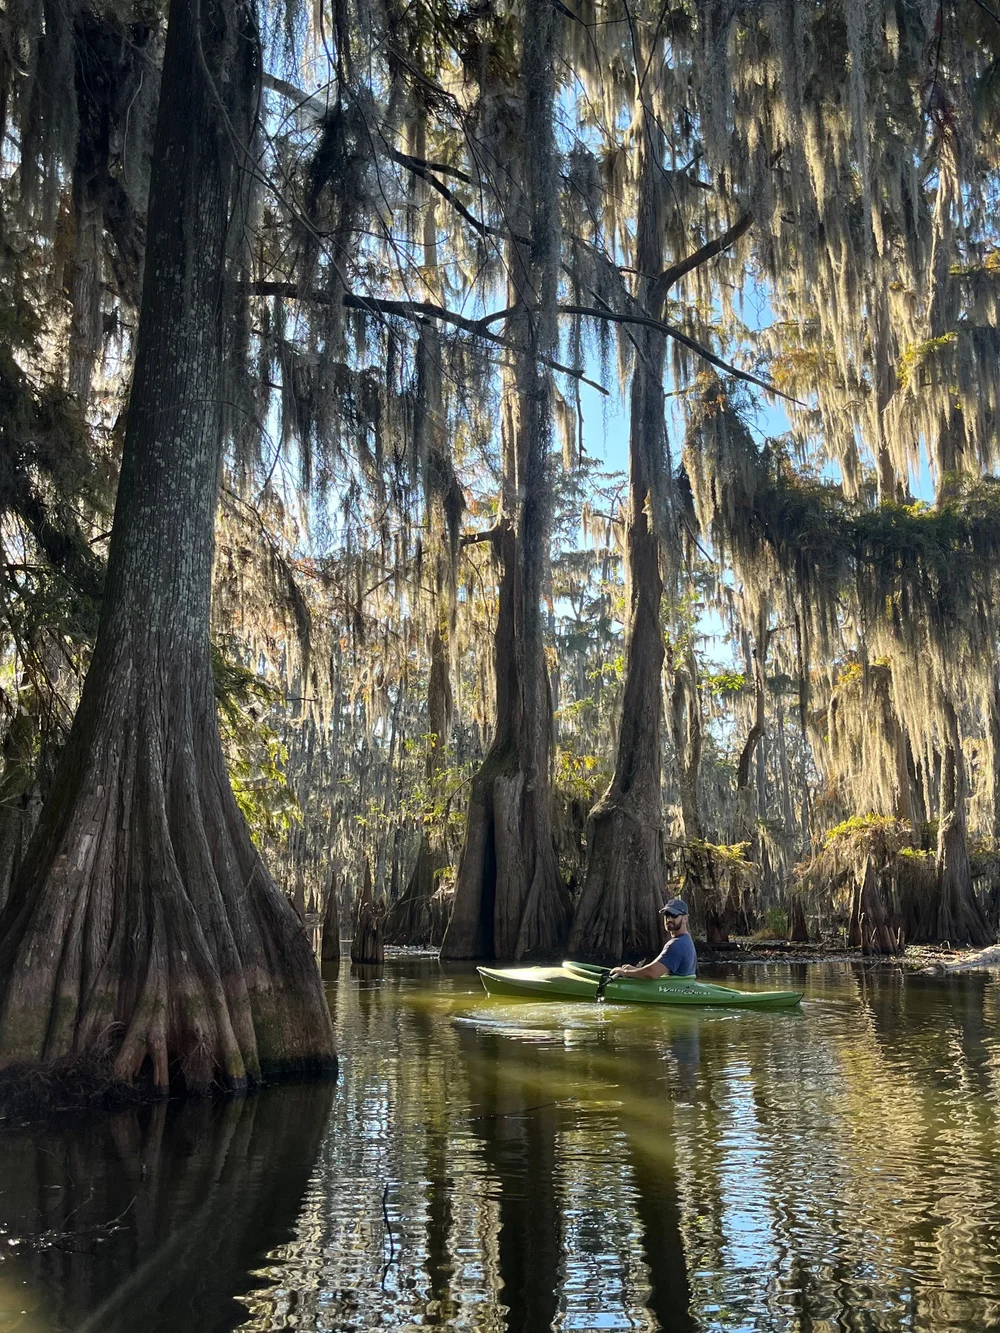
[441,0,570,960]
[736,625,767,842]
[384,834,451,946]
[568,99,667,963]
[351,858,383,964]
[669,647,727,943]
[670,650,704,844]
[847,855,900,954]
[385,627,453,946]
[787,896,809,942]
[0,711,44,912]
[0,0,335,1092]
[321,873,340,962]
[920,706,991,946]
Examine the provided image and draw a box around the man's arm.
[609,959,667,980]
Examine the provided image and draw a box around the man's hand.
[609,966,628,979]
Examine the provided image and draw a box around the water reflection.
[2,963,1000,1332]
[0,1084,333,1333]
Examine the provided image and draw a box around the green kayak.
[476,959,802,1009]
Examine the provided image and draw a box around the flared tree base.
[441,748,569,961]
[0,672,335,1095]
[567,798,662,963]
[384,833,451,947]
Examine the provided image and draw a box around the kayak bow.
[476,959,802,1008]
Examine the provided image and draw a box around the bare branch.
[460,525,502,547]
[656,211,753,296]
[386,147,525,242]
[249,283,610,395]
[251,282,792,404]
[384,147,473,185]
[557,302,801,404]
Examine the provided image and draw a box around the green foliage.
[394,751,476,846]
[752,906,788,939]
[703,670,746,697]
[897,333,958,391]
[797,815,916,916]
[834,662,864,690]
[675,838,758,887]
[211,642,300,846]
[821,813,906,847]
[553,745,609,804]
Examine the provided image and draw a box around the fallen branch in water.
[380,1181,397,1289]
[919,945,1000,974]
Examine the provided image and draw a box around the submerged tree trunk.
[568,81,667,964]
[441,0,569,961]
[351,858,383,964]
[321,873,340,962]
[0,0,335,1092]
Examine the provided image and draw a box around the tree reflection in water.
[457,1024,564,1333]
[0,1083,333,1333]
[456,1015,698,1333]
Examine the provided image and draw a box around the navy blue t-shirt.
[653,931,697,976]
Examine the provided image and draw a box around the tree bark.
[351,858,383,964]
[847,855,901,954]
[728,621,769,934]
[919,707,992,945]
[787,896,809,942]
[669,647,726,942]
[441,0,570,961]
[0,0,335,1093]
[568,75,668,964]
[670,648,704,846]
[384,834,451,947]
[321,872,340,962]
[0,711,45,913]
[990,666,1000,843]
[385,624,454,946]
[736,625,768,841]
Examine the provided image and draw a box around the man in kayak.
[608,898,696,980]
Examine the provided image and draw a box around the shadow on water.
[0,1082,334,1333]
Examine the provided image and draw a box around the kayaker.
[608,898,697,980]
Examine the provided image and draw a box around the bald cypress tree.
[441,0,571,960]
[0,0,335,1092]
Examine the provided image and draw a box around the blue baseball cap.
[660,897,689,917]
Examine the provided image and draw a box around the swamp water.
[1,958,999,1332]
